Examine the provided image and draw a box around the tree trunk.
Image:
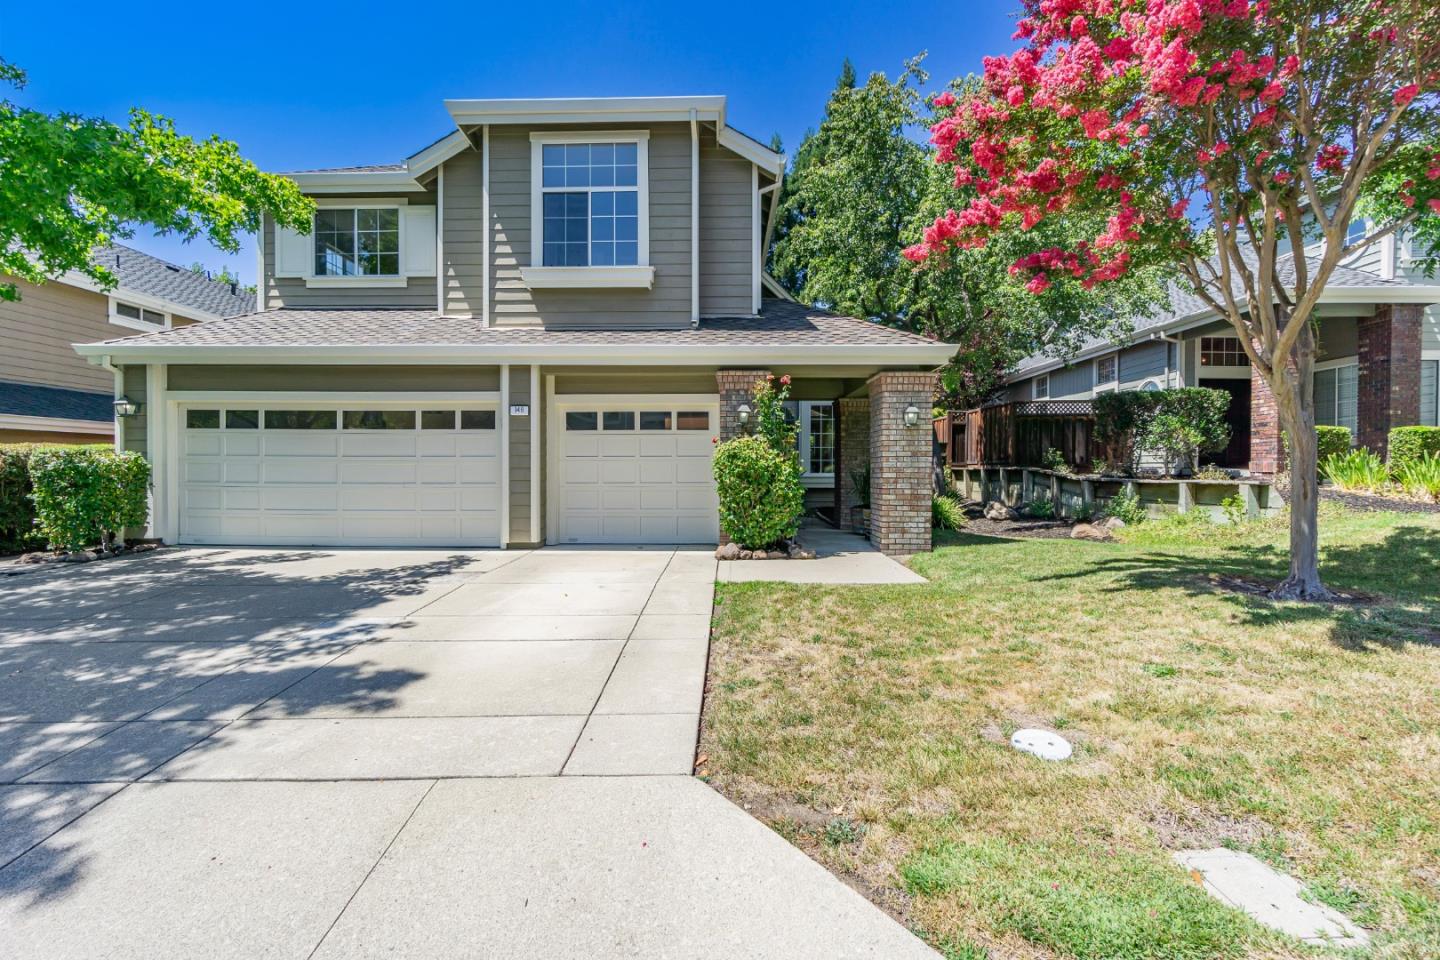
[1270,339,1332,601]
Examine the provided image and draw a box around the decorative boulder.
[1101,516,1127,531]
[715,542,742,561]
[984,501,1018,521]
[1070,523,1112,541]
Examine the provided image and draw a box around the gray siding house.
[78,96,953,555]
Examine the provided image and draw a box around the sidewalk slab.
[563,714,698,776]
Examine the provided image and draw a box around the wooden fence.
[936,401,1098,469]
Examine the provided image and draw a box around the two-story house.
[1000,230,1440,473]
[1,245,254,444]
[76,96,954,554]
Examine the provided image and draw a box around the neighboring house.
[1,245,255,444]
[75,97,953,554]
[1002,232,1440,472]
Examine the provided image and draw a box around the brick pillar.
[835,398,869,531]
[715,369,771,544]
[716,369,770,442]
[1357,304,1422,458]
[868,371,936,555]
[1249,365,1284,475]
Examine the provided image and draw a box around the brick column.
[715,369,771,545]
[1249,365,1284,475]
[868,371,936,555]
[1357,304,1422,458]
[716,369,770,442]
[835,398,869,531]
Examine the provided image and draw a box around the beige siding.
[508,366,533,543]
[167,365,499,392]
[262,192,438,310]
[122,365,147,457]
[489,123,694,329]
[442,147,486,316]
[699,126,754,317]
[551,370,718,395]
[0,278,121,393]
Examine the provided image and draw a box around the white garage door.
[179,403,501,546]
[553,399,719,544]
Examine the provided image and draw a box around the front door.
[1199,378,1251,469]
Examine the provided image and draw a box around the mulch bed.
[956,502,1079,540]
[1319,488,1440,515]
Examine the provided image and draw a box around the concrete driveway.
[0,547,938,960]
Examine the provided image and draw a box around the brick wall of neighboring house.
[867,371,936,555]
[1249,366,1284,475]
[715,369,771,544]
[835,398,870,531]
[1357,303,1422,457]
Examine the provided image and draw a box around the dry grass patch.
[700,504,1440,960]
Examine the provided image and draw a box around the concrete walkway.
[717,522,927,584]
[0,546,938,959]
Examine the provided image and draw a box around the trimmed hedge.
[28,447,150,552]
[1316,425,1352,463]
[713,435,805,549]
[0,445,43,553]
[1388,426,1440,473]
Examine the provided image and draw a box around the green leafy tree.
[188,262,255,294]
[0,59,313,302]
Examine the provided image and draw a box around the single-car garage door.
[552,398,719,544]
[179,403,500,546]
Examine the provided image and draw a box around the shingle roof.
[0,381,112,424]
[1012,254,1429,376]
[91,299,947,350]
[282,163,408,174]
[93,244,257,319]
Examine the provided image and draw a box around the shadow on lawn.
[0,548,486,910]
[1034,523,1440,651]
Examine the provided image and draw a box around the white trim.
[751,165,762,314]
[1380,233,1397,281]
[529,365,540,546]
[691,110,700,326]
[519,266,655,289]
[286,171,429,194]
[303,276,409,289]
[255,222,266,313]
[165,391,501,405]
[499,365,510,548]
[1424,350,1440,360]
[108,296,170,332]
[760,272,795,301]
[0,413,112,435]
[795,400,836,485]
[312,196,411,208]
[1314,355,1358,372]
[1093,352,1118,392]
[449,96,726,127]
[406,130,472,178]
[481,125,491,327]
[716,127,786,176]
[550,393,720,409]
[435,163,445,311]
[544,374,558,543]
[528,131,651,273]
[1033,374,1049,400]
[146,364,168,540]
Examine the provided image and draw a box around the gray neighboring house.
[1002,238,1440,472]
[76,96,954,554]
[0,245,254,444]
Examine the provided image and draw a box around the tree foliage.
[0,59,313,302]
[907,0,1439,599]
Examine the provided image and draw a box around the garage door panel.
[676,515,715,541]
[565,435,600,457]
[675,487,714,510]
[180,404,500,547]
[639,436,678,457]
[675,459,712,484]
[561,514,602,541]
[602,515,642,541]
[565,460,600,484]
[639,488,677,510]
[565,488,601,511]
[602,487,641,510]
[599,435,639,457]
[600,460,638,483]
[637,460,675,483]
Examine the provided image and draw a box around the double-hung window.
[527,133,651,287]
[781,401,836,486]
[1313,362,1359,435]
[1422,355,1438,427]
[314,207,400,277]
[1033,375,1050,400]
[1094,354,1118,393]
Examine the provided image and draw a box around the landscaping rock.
[766,550,787,560]
[1070,523,1112,542]
[738,550,753,560]
[715,542,742,561]
[1101,516,1127,531]
[61,550,98,563]
[17,552,51,565]
[984,501,1018,521]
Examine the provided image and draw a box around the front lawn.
[700,504,1440,960]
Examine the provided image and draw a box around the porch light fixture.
[113,397,142,418]
[736,404,752,425]
[903,404,921,427]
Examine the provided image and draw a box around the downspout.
[97,355,123,453]
[690,109,700,327]
[1152,331,1185,387]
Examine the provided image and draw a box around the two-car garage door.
[179,403,501,546]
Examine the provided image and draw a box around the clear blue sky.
[3,0,1020,285]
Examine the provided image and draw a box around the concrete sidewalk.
[717,522,927,585]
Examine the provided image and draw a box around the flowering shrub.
[713,436,805,549]
[28,447,150,552]
[750,373,798,454]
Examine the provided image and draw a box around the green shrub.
[1395,452,1440,501]
[1104,489,1147,525]
[932,494,967,530]
[751,374,799,455]
[1093,388,1230,475]
[0,444,44,553]
[713,435,804,549]
[28,447,150,552]
[1388,426,1440,474]
[1320,448,1388,493]
[1316,425,1352,464]
[1220,493,1248,525]
[1041,446,1069,474]
[1024,493,1056,519]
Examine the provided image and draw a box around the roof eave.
[285,171,431,194]
[58,270,230,323]
[445,95,729,126]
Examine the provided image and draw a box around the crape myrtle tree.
[0,59,313,302]
[771,57,1165,408]
[905,0,1440,599]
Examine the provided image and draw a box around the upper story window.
[1094,354,1118,392]
[109,298,168,332]
[1033,374,1049,400]
[1200,336,1249,367]
[1344,218,1368,249]
[540,142,640,267]
[314,207,400,277]
[526,132,653,288]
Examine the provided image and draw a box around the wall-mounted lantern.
[113,397,142,418]
[903,404,921,428]
[736,403,752,426]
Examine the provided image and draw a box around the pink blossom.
[1429,199,1440,214]
[1394,84,1420,107]
[1026,274,1051,294]
[934,91,957,108]
[1426,166,1440,180]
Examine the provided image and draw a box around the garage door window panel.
[226,410,259,429]
[265,410,338,430]
[422,411,456,430]
[344,410,417,430]
[566,411,598,431]
[603,411,635,431]
[640,411,672,430]
[459,410,496,430]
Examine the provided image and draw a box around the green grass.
[700,503,1440,959]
